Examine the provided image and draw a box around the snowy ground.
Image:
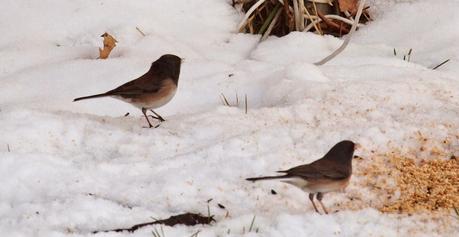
[1,0,459,236]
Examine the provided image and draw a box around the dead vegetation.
[235,0,371,40]
[98,32,117,59]
[93,212,215,233]
[220,93,248,114]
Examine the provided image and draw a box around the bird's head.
[324,140,356,163]
[150,54,182,83]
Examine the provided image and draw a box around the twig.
[7,144,11,152]
[432,59,450,70]
[393,48,397,56]
[314,0,366,65]
[136,27,146,37]
[93,213,215,233]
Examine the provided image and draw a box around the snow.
[1,0,459,236]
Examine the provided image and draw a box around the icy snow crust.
[1,0,458,236]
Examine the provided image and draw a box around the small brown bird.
[73,54,182,128]
[246,140,356,214]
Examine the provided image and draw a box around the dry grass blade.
[152,226,165,237]
[190,230,201,237]
[324,14,364,27]
[292,0,300,31]
[314,0,366,65]
[298,0,305,31]
[258,3,282,34]
[236,93,239,106]
[432,59,450,70]
[244,94,248,114]
[136,27,146,37]
[311,0,323,34]
[407,48,412,62]
[248,215,256,232]
[282,0,293,31]
[318,12,349,34]
[261,6,283,41]
[237,0,267,32]
[303,5,322,34]
[220,93,230,106]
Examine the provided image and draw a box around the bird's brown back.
[105,54,182,98]
[283,158,352,180]
[281,140,355,180]
[106,72,164,98]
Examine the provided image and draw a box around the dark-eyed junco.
[246,140,356,214]
[73,54,182,128]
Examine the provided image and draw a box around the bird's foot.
[142,121,161,129]
[150,110,166,122]
[142,124,160,129]
[148,115,165,122]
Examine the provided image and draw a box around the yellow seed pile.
[380,156,459,213]
[333,137,459,235]
[350,151,459,214]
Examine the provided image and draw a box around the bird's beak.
[354,143,362,150]
[181,57,185,63]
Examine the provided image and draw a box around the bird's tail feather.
[246,175,288,182]
[73,93,109,102]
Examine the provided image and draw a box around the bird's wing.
[107,74,163,96]
[283,159,349,180]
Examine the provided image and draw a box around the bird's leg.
[141,108,154,128]
[316,192,329,214]
[308,193,320,214]
[150,110,165,122]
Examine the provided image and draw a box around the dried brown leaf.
[338,0,358,13]
[98,32,117,59]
